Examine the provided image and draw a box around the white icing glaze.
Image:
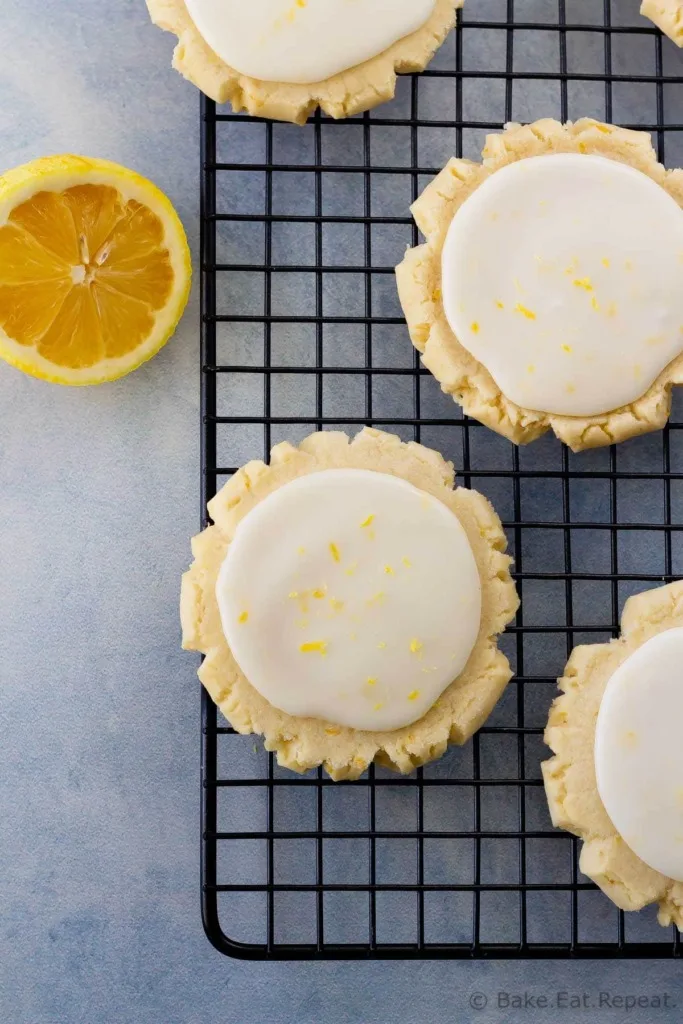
[595,627,683,882]
[441,153,683,417]
[216,469,481,732]
[184,0,436,85]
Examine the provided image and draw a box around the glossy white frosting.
[595,627,683,882]
[441,153,683,417]
[216,468,481,732]
[184,0,436,84]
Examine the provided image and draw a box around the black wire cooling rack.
[199,1,683,959]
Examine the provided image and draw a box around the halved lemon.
[0,155,191,385]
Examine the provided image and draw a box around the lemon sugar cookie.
[396,119,683,451]
[642,0,683,45]
[181,428,518,780]
[543,580,683,929]
[146,0,461,123]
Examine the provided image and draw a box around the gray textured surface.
[2,1,683,1022]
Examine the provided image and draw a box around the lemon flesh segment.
[0,158,191,384]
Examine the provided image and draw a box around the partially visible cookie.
[146,0,460,124]
[543,581,683,929]
[181,427,518,780]
[642,0,683,45]
[396,118,683,451]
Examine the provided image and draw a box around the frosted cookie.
[181,427,518,780]
[396,119,683,451]
[642,0,683,44]
[543,580,683,928]
[146,0,460,124]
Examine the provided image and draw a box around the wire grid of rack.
[199,0,683,959]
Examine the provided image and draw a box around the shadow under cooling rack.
[199,0,683,959]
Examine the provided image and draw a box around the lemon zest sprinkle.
[238,611,249,624]
[373,703,384,712]
[514,302,536,320]
[402,557,412,568]
[601,257,610,268]
[407,690,420,701]
[297,546,305,556]
[527,364,535,374]
[591,296,600,312]
[312,588,326,599]
[470,321,480,334]
[360,514,375,528]
[561,344,572,354]
[409,638,423,655]
[367,677,377,687]
[573,277,593,291]
[384,565,394,575]
[495,300,504,310]
[288,591,299,599]
[329,598,344,612]
[345,561,358,576]
[377,641,387,649]
[329,542,341,563]
[300,641,327,655]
